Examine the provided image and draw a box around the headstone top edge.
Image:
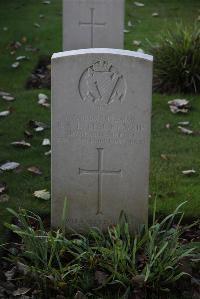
[52,48,153,62]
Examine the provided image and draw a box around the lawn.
[0,0,200,243]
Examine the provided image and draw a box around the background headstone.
[51,49,153,232]
[63,0,124,50]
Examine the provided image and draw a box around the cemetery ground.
[0,0,199,298]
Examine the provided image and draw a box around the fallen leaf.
[133,40,141,46]
[182,169,196,175]
[0,162,20,171]
[25,45,39,52]
[44,150,51,156]
[134,1,144,7]
[128,20,133,27]
[11,140,31,148]
[33,189,50,200]
[16,55,28,61]
[0,110,10,117]
[28,166,42,175]
[21,36,27,43]
[95,271,108,285]
[16,262,29,275]
[29,120,49,129]
[161,154,169,161]
[13,287,31,296]
[4,267,16,281]
[124,29,130,33]
[10,41,21,50]
[0,91,10,97]
[178,126,193,135]
[2,95,15,101]
[43,0,51,4]
[0,194,9,203]
[0,182,8,194]
[152,12,159,17]
[178,121,190,126]
[35,126,44,132]
[74,291,88,299]
[165,123,171,129]
[39,14,45,18]
[34,23,41,28]
[38,93,49,107]
[42,138,50,146]
[168,99,190,114]
[38,93,48,101]
[137,48,144,53]
[24,130,33,138]
[11,62,20,68]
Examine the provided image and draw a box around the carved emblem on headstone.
[79,60,126,105]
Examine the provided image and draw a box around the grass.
[3,203,198,298]
[0,0,200,242]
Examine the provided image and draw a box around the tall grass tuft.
[150,24,200,94]
[3,203,198,298]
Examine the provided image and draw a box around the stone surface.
[63,0,124,50]
[51,48,153,232]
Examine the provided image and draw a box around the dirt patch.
[26,56,51,89]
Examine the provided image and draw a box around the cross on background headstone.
[79,8,106,47]
[79,148,122,215]
[63,0,124,50]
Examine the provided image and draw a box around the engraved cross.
[79,148,122,215]
[79,8,106,47]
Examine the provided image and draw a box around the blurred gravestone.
[63,0,124,50]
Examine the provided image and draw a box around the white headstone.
[63,0,124,50]
[51,48,153,232]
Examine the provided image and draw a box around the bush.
[2,203,198,299]
[150,24,200,94]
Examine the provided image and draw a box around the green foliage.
[151,24,200,93]
[4,203,197,298]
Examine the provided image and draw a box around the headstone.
[51,48,153,232]
[63,0,124,50]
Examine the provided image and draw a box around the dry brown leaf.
[33,189,50,200]
[0,194,9,203]
[74,291,88,299]
[42,138,50,146]
[0,182,7,194]
[13,287,31,296]
[152,12,159,17]
[161,154,168,161]
[182,169,196,176]
[11,140,31,148]
[178,121,190,126]
[0,110,10,117]
[11,62,20,68]
[134,1,144,7]
[168,99,190,114]
[29,120,49,129]
[2,95,15,101]
[133,40,141,46]
[28,166,42,175]
[24,130,33,138]
[0,162,20,171]
[34,22,40,28]
[178,126,193,135]
[95,270,108,285]
[0,91,10,97]
[5,267,16,281]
